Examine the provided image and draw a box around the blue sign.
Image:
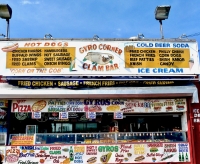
[88,112,96,119]
[114,112,123,119]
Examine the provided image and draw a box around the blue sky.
[0,0,200,49]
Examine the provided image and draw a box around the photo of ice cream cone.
[189,57,194,70]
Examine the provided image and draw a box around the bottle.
[181,152,185,162]
[179,152,182,161]
[185,152,189,162]
[69,146,74,161]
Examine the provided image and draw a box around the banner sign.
[0,40,199,76]
[5,143,190,163]
[11,136,35,145]
[11,98,187,113]
[6,78,192,89]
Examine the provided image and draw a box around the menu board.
[6,47,75,69]
[124,47,190,68]
[5,143,190,163]
[0,40,199,76]
[11,98,187,113]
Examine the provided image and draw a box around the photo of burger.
[134,155,145,162]
[150,147,158,152]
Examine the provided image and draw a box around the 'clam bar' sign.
[0,40,199,76]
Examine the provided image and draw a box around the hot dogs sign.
[0,40,199,76]
[4,143,190,163]
[11,98,187,113]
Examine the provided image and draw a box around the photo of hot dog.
[87,157,97,164]
[166,106,173,111]
[161,154,174,161]
[1,43,19,52]
[154,106,161,111]
[134,155,145,162]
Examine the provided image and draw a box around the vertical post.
[6,100,11,145]
[159,20,164,39]
[6,19,9,39]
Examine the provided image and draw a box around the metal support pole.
[159,20,164,39]
[6,19,9,39]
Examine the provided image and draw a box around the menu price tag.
[59,112,68,119]
[114,112,123,119]
[86,112,96,119]
[32,112,41,119]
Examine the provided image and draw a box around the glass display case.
[9,131,187,145]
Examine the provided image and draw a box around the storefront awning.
[0,83,198,103]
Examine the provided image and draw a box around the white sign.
[114,112,123,119]
[59,112,68,119]
[0,40,199,76]
[31,112,41,119]
[87,112,96,119]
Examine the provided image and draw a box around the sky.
[0,0,200,49]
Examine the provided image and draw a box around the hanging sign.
[114,112,123,119]
[31,112,41,119]
[59,112,68,119]
[86,112,96,119]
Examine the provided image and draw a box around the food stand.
[0,38,199,163]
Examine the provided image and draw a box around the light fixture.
[0,4,12,38]
[129,33,145,40]
[138,33,145,39]
[155,5,171,39]
[93,34,99,41]
[44,34,53,39]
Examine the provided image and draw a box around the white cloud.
[21,0,40,5]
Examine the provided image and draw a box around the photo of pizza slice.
[32,100,47,112]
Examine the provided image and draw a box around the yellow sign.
[124,47,190,68]
[11,136,35,145]
[6,47,75,68]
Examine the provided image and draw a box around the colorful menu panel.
[11,98,187,113]
[5,143,190,163]
[0,40,199,76]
